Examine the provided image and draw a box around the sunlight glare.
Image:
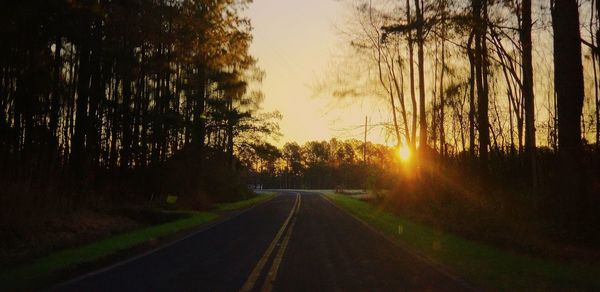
[397,145,411,162]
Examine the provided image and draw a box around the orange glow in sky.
[246,0,392,146]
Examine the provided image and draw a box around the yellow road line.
[240,193,300,292]
[260,206,298,292]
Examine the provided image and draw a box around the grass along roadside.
[0,192,276,290]
[216,192,276,211]
[324,192,600,290]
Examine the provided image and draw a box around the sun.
[397,145,411,162]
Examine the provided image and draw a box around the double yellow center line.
[240,193,301,292]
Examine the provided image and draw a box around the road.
[57,192,469,291]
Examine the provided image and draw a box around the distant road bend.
[58,191,469,291]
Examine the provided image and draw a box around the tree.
[473,0,490,173]
[407,0,418,152]
[282,142,305,188]
[521,0,537,190]
[415,0,428,154]
[551,0,585,193]
[0,0,274,207]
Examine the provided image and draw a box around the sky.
[244,0,599,149]
[245,0,391,146]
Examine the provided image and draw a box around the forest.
[1,0,600,284]
[0,0,282,254]
[248,0,600,252]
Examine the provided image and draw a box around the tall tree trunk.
[391,55,411,146]
[474,0,489,173]
[226,99,235,169]
[407,0,417,152]
[509,94,516,155]
[481,1,490,171]
[551,0,586,226]
[88,19,103,167]
[192,76,207,151]
[595,0,600,150]
[121,44,133,170]
[551,0,584,171]
[415,0,427,154]
[388,80,402,147]
[521,0,537,192]
[432,39,439,151]
[439,8,446,157]
[50,36,62,151]
[374,44,401,146]
[71,29,91,177]
[136,46,146,167]
[109,78,119,169]
[467,32,476,161]
[151,69,161,163]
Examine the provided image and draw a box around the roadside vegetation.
[325,193,600,290]
[0,0,280,285]
[251,138,600,262]
[0,193,274,290]
[216,193,276,212]
[2,0,599,290]
[247,0,600,276]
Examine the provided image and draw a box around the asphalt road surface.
[57,191,469,291]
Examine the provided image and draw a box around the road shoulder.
[322,192,600,290]
[319,192,474,290]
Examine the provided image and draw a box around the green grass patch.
[0,192,275,290]
[0,211,217,289]
[216,192,275,211]
[324,193,600,290]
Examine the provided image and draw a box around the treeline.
[333,0,600,176]
[244,139,397,190]
[326,0,600,243]
[0,0,278,220]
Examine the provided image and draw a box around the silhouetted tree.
[0,0,277,209]
[551,0,585,205]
